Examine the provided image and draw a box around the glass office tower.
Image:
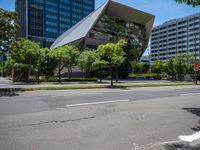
[16,0,95,47]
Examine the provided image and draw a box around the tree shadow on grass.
[165,108,200,150]
[106,85,129,90]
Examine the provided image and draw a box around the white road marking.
[132,140,181,150]
[132,131,200,150]
[179,131,200,143]
[66,99,130,107]
[51,93,102,97]
[180,93,200,96]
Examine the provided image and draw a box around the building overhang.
[50,0,155,50]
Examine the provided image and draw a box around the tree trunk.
[46,75,50,82]
[68,67,70,79]
[35,72,39,83]
[110,66,113,86]
[69,67,72,79]
[115,67,118,83]
[86,68,91,79]
[26,68,30,83]
[12,69,15,82]
[58,63,61,82]
[81,69,84,82]
[100,68,102,83]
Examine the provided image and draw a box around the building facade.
[151,12,200,62]
[15,0,95,47]
[51,0,154,78]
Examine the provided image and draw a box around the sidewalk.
[0,77,195,91]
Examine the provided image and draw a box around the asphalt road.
[0,86,200,150]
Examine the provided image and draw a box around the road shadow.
[165,108,200,150]
[0,91,19,97]
[183,108,200,132]
[165,143,200,150]
[106,85,129,90]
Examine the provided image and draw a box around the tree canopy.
[175,0,200,6]
[151,61,164,75]
[10,38,40,67]
[78,50,97,78]
[37,48,57,80]
[51,45,80,81]
[0,8,20,53]
[97,39,127,86]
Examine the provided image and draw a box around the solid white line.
[52,93,102,97]
[66,99,130,107]
[180,93,200,96]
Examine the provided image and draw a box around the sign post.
[194,63,199,85]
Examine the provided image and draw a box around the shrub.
[129,73,165,80]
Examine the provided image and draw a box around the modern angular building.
[151,12,200,62]
[15,0,95,47]
[51,0,154,78]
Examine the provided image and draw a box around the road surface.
[0,86,200,150]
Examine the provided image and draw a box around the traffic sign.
[194,63,199,72]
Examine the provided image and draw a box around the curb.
[0,83,196,92]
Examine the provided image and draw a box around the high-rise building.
[150,12,200,62]
[15,0,95,47]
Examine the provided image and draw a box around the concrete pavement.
[0,86,200,150]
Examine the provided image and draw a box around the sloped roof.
[51,0,154,49]
[50,1,109,49]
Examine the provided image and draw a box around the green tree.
[10,39,40,66]
[36,48,57,81]
[9,38,40,82]
[78,50,97,78]
[51,45,80,81]
[173,53,193,80]
[4,57,15,76]
[92,58,108,83]
[175,0,200,6]
[165,58,176,80]
[51,46,68,82]
[129,47,141,62]
[64,45,80,79]
[0,9,20,53]
[97,39,126,86]
[141,63,150,74]
[130,61,142,74]
[151,61,164,75]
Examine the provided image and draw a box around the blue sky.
[1,0,200,26]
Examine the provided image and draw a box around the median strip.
[0,83,196,92]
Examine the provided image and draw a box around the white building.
[151,12,200,62]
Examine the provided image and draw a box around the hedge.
[129,73,165,80]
